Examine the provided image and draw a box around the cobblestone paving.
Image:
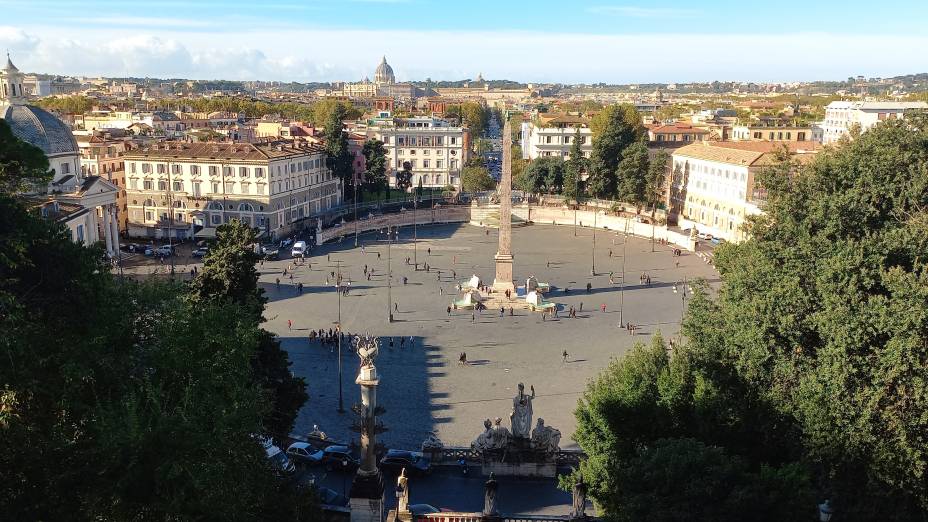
[258,223,719,451]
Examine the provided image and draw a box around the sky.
[2,0,928,84]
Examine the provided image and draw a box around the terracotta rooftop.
[123,140,325,162]
[649,123,710,134]
[673,140,819,167]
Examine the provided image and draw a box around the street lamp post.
[619,219,627,327]
[379,227,396,323]
[354,179,359,247]
[591,209,597,276]
[333,259,345,413]
[413,197,418,270]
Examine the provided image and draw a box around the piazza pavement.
[258,222,720,451]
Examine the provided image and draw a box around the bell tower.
[1,53,26,104]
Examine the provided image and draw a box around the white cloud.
[2,25,927,84]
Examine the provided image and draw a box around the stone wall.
[315,203,696,253]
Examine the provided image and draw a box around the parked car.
[191,247,209,258]
[291,240,308,258]
[408,504,440,515]
[379,449,431,476]
[286,442,324,466]
[120,243,143,253]
[262,244,280,260]
[320,445,359,471]
[265,442,296,476]
[144,245,173,256]
[316,487,349,507]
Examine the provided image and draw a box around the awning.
[194,227,217,239]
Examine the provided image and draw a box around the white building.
[122,140,339,240]
[821,101,928,144]
[671,141,818,243]
[1,54,121,256]
[520,114,592,160]
[367,115,469,190]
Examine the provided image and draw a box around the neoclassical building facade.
[1,54,121,256]
[122,140,339,239]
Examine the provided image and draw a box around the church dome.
[1,103,79,157]
[374,56,395,85]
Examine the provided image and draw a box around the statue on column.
[395,468,409,513]
[570,474,588,519]
[510,383,535,439]
[483,472,499,516]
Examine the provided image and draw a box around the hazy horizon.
[3,0,927,84]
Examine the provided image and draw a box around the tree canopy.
[462,163,496,192]
[683,116,928,518]
[1,124,316,518]
[322,104,353,200]
[0,120,52,192]
[516,156,564,194]
[571,118,928,521]
[562,129,586,203]
[362,139,388,198]
[587,104,645,199]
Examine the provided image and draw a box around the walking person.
[394,302,399,312]
[601,303,606,313]
[447,305,452,316]
[579,302,583,312]
[288,319,292,331]
[562,349,569,363]
[276,277,280,289]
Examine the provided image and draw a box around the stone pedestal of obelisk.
[350,336,384,522]
[493,119,516,293]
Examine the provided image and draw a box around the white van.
[291,240,308,257]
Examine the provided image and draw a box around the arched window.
[172,200,186,209]
[208,201,224,211]
[143,198,156,207]
[238,203,254,212]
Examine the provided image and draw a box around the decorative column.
[102,206,114,255]
[109,205,120,254]
[493,119,515,292]
[349,335,385,522]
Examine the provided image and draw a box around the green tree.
[587,104,645,199]
[0,194,318,519]
[570,334,813,521]
[396,161,413,191]
[459,101,490,137]
[188,220,308,444]
[517,157,564,194]
[615,141,650,209]
[461,164,496,192]
[0,120,52,191]
[416,176,424,199]
[563,128,586,203]
[646,149,670,217]
[35,95,94,114]
[323,104,354,200]
[362,139,388,198]
[682,116,928,519]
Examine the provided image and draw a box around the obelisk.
[493,119,515,293]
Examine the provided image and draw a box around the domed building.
[1,53,120,255]
[374,56,395,86]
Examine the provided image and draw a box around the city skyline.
[2,0,928,84]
